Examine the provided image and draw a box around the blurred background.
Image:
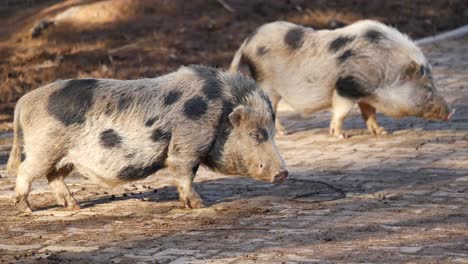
[0,0,467,128]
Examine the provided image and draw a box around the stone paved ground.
[0,35,467,264]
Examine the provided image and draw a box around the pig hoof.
[18,203,33,213]
[337,133,348,139]
[371,127,388,135]
[189,200,205,209]
[182,197,205,209]
[329,127,346,138]
[13,197,33,213]
[277,129,289,136]
[66,203,81,211]
[379,129,389,135]
[330,130,348,139]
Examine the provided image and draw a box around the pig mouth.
[271,170,288,183]
[423,106,455,121]
[445,108,456,121]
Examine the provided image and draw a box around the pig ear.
[229,106,247,127]
[403,60,420,80]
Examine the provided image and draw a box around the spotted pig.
[230,20,454,138]
[7,65,288,213]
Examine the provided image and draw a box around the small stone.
[399,246,423,253]
[0,244,42,251]
[39,246,99,253]
[455,176,468,182]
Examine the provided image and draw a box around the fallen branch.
[217,0,235,13]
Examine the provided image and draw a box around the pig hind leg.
[14,133,68,212]
[330,91,355,139]
[46,165,80,210]
[358,102,388,135]
[13,156,56,213]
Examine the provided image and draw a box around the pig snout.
[271,170,289,183]
[423,96,454,121]
[446,108,456,121]
[439,100,454,121]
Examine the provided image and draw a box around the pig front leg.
[167,125,216,209]
[358,102,388,135]
[330,91,355,139]
[269,93,288,136]
[167,157,204,209]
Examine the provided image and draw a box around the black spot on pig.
[203,79,222,101]
[190,65,223,101]
[265,96,276,122]
[338,49,354,63]
[145,116,159,127]
[117,158,166,181]
[336,76,369,99]
[257,46,269,56]
[47,79,98,126]
[191,163,200,174]
[229,77,256,104]
[256,92,275,122]
[243,55,262,81]
[183,96,208,120]
[329,36,355,52]
[151,128,172,142]
[365,30,385,43]
[284,27,304,50]
[163,90,183,106]
[220,100,234,130]
[203,100,234,170]
[118,94,131,112]
[100,129,122,148]
[104,102,113,115]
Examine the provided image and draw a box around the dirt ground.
[0,1,467,263]
[0,29,467,264]
[1,0,468,123]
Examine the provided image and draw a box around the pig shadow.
[34,136,468,212]
[34,176,344,211]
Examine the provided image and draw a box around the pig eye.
[250,131,262,143]
[420,66,426,77]
[249,129,268,144]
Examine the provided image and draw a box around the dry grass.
[0,0,467,120]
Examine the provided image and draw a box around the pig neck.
[202,121,246,176]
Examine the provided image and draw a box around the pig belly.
[276,81,332,114]
[63,146,129,186]
[62,127,168,186]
